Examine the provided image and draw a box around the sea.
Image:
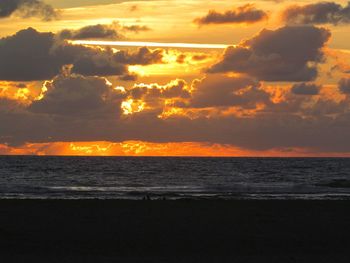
[1,156,350,200]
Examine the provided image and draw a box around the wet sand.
[0,200,349,262]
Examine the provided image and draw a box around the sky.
[0,0,350,156]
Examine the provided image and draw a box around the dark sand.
[0,200,350,262]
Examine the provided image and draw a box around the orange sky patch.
[1,141,350,157]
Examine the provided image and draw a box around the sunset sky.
[1,0,350,156]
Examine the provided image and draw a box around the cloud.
[0,27,127,80]
[208,26,331,82]
[339,78,350,93]
[129,79,190,100]
[57,22,152,41]
[0,27,64,81]
[0,23,349,153]
[114,47,163,65]
[69,49,128,76]
[119,73,138,81]
[192,55,208,61]
[124,79,190,114]
[122,25,151,33]
[189,75,271,108]
[44,0,149,9]
[194,4,267,25]
[282,1,350,25]
[0,27,163,81]
[0,97,23,111]
[0,0,59,21]
[29,74,125,117]
[1,73,350,152]
[58,24,121,40]
[15,83,27,89]
[291,83,321,95]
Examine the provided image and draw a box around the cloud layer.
[1,72,350,153]
[1,4,350,155]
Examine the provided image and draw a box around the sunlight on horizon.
[71,40,230,49]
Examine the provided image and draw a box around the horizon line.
[71,40,230,49]
[0,155,349,158]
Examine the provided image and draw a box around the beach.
[0,200,349,262]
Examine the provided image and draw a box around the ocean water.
[1,156,350,200]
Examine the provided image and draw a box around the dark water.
[1,156,350,200]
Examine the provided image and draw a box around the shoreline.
[1,199,350,262]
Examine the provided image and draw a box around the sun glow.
[0,81,42,104]
[1,141,349,157]
[127,50,218,76]
[71,40,229,49]
[121,99,145,115]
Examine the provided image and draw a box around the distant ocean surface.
[1,156,350,200]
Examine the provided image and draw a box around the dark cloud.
[0,28,63,81]
[57,22,151,40]
[44,0,149,9]
[209,26,331,82]
[0,27,127,80]
[114,47,163,65]
[70,49,128,76]
[119,73,138,81]
[339,78,350,93]
[0,0,58,21]
[0,28,163,81]
[29,74,125,117]
[122,25,151,33]
[189,75,270,108]
[282,1,350,25]
[194,4,267,25]
[192,54,208,61]
[128,80,190,101]
[175,53,208,64]
[0,97,23,112]
[58,24,121,40]
[291,83,321,95]
[56,43,133,78]
[15,83,27,88]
